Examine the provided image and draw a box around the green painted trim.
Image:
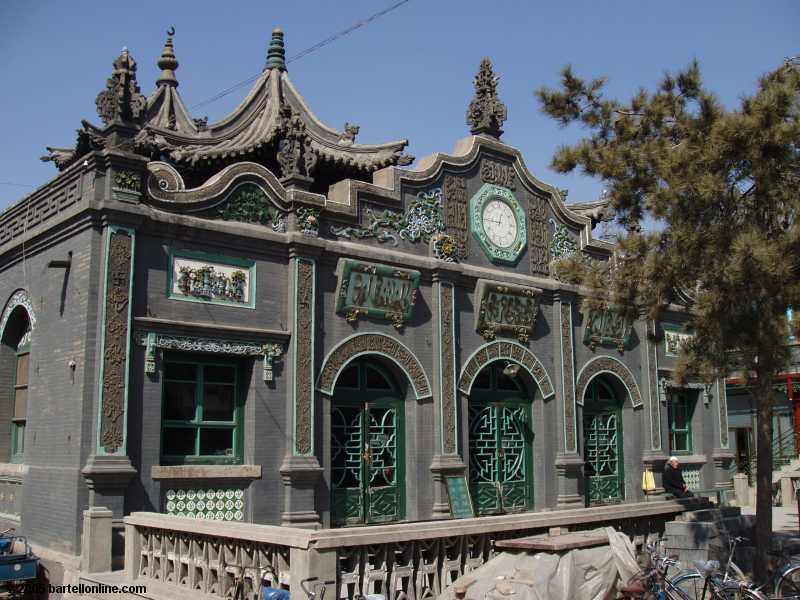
[668,389,696,455]
[560,302,577,454]
[160,357,243,465]
[583,378,625,505]
[469,183,527,265]
[167,247,256,310]
[293,257,315,456]
[96,225,136,456]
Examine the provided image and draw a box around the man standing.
[663,456,694,498]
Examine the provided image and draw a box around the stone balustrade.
[125,498,706,600]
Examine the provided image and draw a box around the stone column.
[554,294,584,508]
[81,507,113,573]
[429,272,466,518]
[82,225,137,518]
[711,378,735,491]
[280,251,323,527]
[641,320,668,498]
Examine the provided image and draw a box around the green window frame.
[668,391,695,455]
[10,344,29,463]
[160,356,242,465]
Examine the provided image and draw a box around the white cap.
[668,456,679,462]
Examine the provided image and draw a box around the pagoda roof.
[43,28,413,178]
[140,66,410,171]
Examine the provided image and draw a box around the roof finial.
[466,58,507,139]
[96,47,146,125]
[157,27,179,87]
[265,28,286,72]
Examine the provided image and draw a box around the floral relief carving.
[440,284,456,454]
[294,259,315,455]
[576,356,642,408]
[561,303,577,453]
[317,334,431,399]
[458,341,554,398]
[100,230,133,454]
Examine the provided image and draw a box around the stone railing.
[0,163,86,250]
[125,499,705,600]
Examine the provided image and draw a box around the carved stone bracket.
[133,331,285,381]
[458,340,555,399]
[657,376,713,406]
[317,333,432,400]
[575,356,643,408]
[474,279,541,343]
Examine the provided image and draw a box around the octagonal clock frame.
[469,183,528,265]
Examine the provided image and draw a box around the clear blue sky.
[0,1,797,210]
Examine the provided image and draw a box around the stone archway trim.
[0,289,36,338]
[575,355,643,408]
[316,333,432,400]
[457,340,555,398]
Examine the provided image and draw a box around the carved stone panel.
[439,283,457,455]
[474,279,541,343]
[529,196,550,276]
[335,259,420,330]
[317,333,431,399]
[294,258,315,456]
[583,308,634,352]
[100,229,134,454]
[443,175,469,259]
[560,302,577,454]
[169,250,255,308]
[480,159,516,190]
[664,329,693,357]
[575,356,642,408]
[458,341,554,399]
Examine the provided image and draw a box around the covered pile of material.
[439,527,639,600]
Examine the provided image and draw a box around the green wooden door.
[583,378,624,505]
[468,364,533,515]
[331,361,404,526]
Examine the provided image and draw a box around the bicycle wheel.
[668,571,708,600]
[775,564,800,598]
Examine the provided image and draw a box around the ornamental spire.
[156,27,179,87]
[265,28,286,71]
[95,47,146,126]
[466,58,507,139]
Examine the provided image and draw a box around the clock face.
[482,199,518,248]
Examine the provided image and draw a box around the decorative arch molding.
[317,333,432,400]
[457,340,555,399]
[575,356,643,408]
[0,289,36,339]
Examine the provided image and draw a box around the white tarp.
[438,527,639,600]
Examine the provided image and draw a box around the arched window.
[1,303,32,464]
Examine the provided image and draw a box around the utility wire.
[190,0,410,110]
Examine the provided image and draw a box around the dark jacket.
[663,464,686,496]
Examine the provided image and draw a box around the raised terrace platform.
[96,498,710,600]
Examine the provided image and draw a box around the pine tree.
[537,58,800,581]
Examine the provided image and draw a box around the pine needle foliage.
[537,58,800,580]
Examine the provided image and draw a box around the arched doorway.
[583,377,624,505]
[331,359,404,526]
[468,362,533,515]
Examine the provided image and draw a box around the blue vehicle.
[0,528,39,592]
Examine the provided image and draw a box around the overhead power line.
[190,0,410,110]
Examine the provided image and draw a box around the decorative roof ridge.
[280,73,409,152]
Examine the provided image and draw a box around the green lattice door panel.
[331,361,404,527]
[583,379,624,505]
[468,365,533,516]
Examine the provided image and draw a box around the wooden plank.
[495,531,609,551]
